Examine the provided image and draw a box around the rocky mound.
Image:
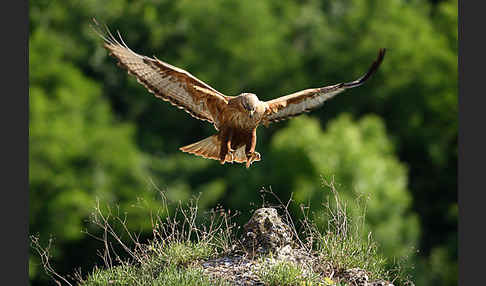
[198,207,395,286]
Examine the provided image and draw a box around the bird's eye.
[243,102,250,110]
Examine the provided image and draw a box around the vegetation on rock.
[31,181,412,286]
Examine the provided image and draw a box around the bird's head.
[240,93,259,118]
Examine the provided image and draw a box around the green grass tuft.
[258,261,320,286]
[82,264,230,286]
[155,241,216,266]
[309,178,393,282]
[315,229,388,281]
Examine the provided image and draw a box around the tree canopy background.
[29,0,457,285]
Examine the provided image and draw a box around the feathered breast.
[222,108,259,131]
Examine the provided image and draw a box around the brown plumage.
[92,20,386,168]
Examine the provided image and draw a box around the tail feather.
[179,135,221,160]
[179,134,260,165]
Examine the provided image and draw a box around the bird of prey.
[93,20,386,168]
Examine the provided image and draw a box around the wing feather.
[92,20,229,128]
[263,48,386,126]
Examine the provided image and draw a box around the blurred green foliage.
[29,0,457,285]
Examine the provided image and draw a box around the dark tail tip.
[343,48,387,88]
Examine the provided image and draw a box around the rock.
[240,208,294,255]
[343,268,396,286]
[344,268,369,286]
[370,280,395,286]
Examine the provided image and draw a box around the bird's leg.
[228,150,235,162]
[219,145,228,165]
[245,152,261,168]
[226,129,235,163]
[245,128,258,168]
[219,128,233,164]
[227,133,234,153]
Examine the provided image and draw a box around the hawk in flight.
[93,20,386,168]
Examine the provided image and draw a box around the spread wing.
[92,20,230,129]
[262,48,386,126]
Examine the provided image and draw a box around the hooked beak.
[249,110,254,118]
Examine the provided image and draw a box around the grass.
[30,178,413,286]
[30,189,238,286]
[258,260,321,286]
[158,241,215,266]
[313,180,389,281]
[79,239,228,286]
[311,179,412,285]
[83,264,230,286]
